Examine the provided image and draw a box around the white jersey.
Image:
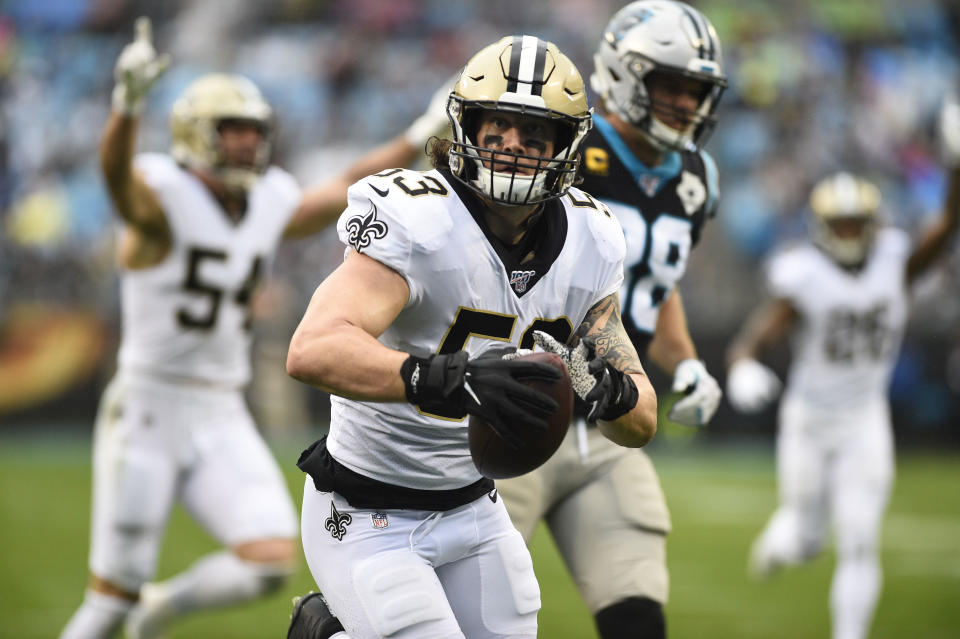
[117,153,301,387]
[328,168,626,490]
[766,227,911,416]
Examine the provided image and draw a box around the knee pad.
[352,549,449,637]
[595,597,665,639]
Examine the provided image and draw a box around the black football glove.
[533,331,638,423]
[401,349,561,449]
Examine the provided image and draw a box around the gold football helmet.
[169,73,273,194]
[809,172,882,266]
[447,35,593,205]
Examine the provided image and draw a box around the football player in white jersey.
[59,18,453,639]
[493,3,727,637]
[725,119,960,639]
[285,36,658,639]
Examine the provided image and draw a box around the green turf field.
[2,433,958,638]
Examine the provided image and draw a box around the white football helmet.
[591,0,727,151]
[169,73,273,195]
[809,172,882,266]
[447,35,593,205]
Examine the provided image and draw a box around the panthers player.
[59,18,452,639]
[286,36,658,638]
[494,3,727,637]
[725,136,959,639]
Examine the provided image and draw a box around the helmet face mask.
[591,0,727,152]
[170,74,274,195]
[809,172,882,267]
[447,35,593,206]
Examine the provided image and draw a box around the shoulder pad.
[133,153,183,191]
[564,187,626,264]
[259,165,302,207]
[339,169,457,272]
[697,149,720,217]
[764,242,814,299]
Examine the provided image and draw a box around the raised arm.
[907,94,960,282]
[101,17,171,267]
[283,78,455,239]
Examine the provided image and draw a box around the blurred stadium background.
[1,0,958,637]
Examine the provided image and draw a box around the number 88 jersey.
[117,153,301,387]
[578,114,720,353]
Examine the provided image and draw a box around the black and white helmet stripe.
[679,4,716,61]
[505,35,549,97]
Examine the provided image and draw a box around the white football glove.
[667,358,721,427]
[939,89,960,168]
[532,331,639,423]
[111,17,171,116]
[726,358,782,414]
[404,71,459,150]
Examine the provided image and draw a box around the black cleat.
[287,591,345,639]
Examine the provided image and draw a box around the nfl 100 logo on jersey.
[346,203,389,251]
[510,270,536,294]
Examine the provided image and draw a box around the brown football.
[468,351,573,479]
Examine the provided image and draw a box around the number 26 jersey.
[117,153,301,387]
[766,228,911,413]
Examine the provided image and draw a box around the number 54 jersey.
[330,168,626,490]
[766,228,911,415]
[117,153,301,388]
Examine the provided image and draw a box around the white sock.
[831,553,881,639]
[126,550,292,638]
[59,589,134,639]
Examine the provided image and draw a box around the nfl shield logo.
[371,512,389,529]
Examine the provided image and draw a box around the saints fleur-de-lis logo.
[345,203,389,251]
[325,501,352,541]
[676,171,706,216]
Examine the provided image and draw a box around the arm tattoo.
[577,293,645,375]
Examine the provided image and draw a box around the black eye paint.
[525,139,546,153]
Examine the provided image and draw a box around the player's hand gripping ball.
[468,351,573,479]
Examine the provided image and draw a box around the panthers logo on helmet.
[591,0,728,151]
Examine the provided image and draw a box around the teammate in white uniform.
[726,159,960,638]
[285,36,658,639]
[59,18,453,639]
[494,4,728,637]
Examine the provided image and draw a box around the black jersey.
[577,114,719,352]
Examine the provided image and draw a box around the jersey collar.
[592,114,682,197]
[440,169,567,298]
